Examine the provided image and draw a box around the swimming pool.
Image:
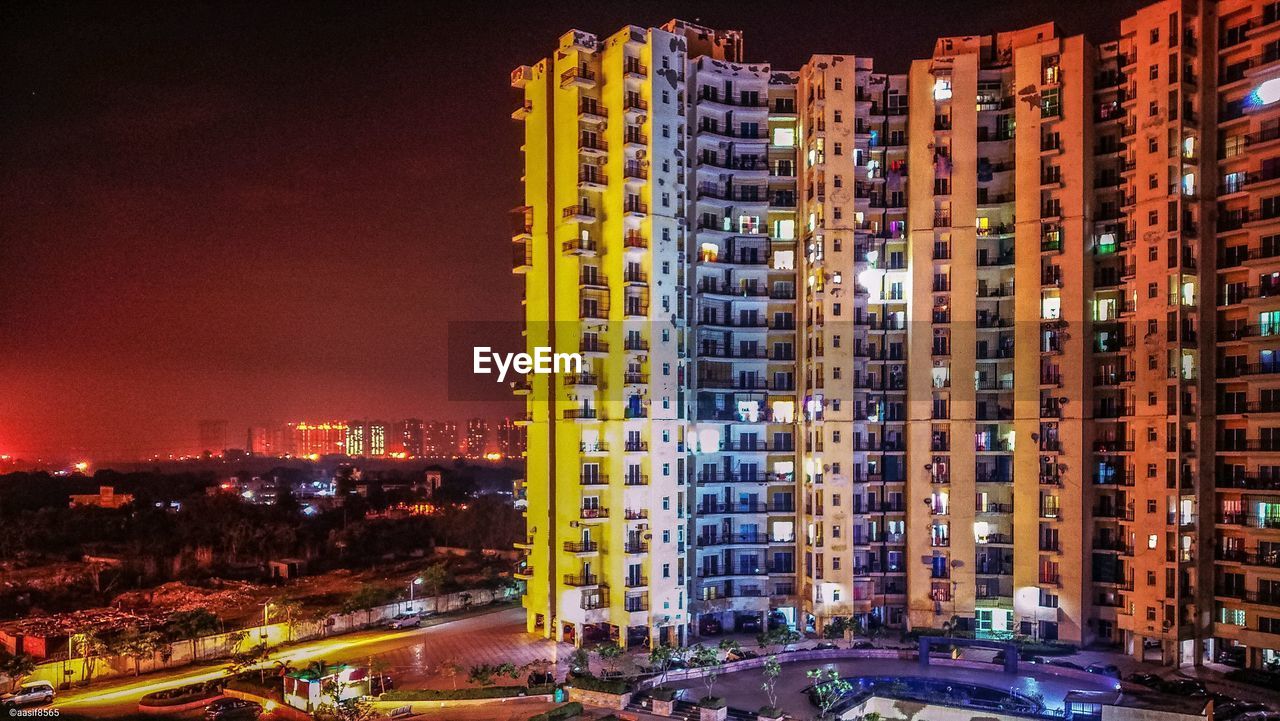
[821,675,1053,717]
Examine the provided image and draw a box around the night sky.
[0,1,1142,459]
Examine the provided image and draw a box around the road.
[51,609,1279,718]
[55,606,573,718]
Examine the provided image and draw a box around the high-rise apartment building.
[497,418,527,458]
[287,421,347,457]
[394,418,424,457]
[198,419,229,456]
[514,3,1280,669]
[465,418,491,458]
[425,421,460,458]
[345,420,389,457]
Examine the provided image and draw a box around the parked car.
[204,698,262,721]
[1218,646,1248,667]
[993,650,1045,665]
[725,648,759,662]
[698,617,722,636]
[1161,679,1208,697]
[1086,663,1121,678]
[811,641,839,651]
[527,671,555,687]
[736,615,762,633]
[767,611,788,630]
[0,681,55,708]
[387,613,421,629]
[1048,659,1084,671]
[1217,702,1269,720]
[1127,672,1164,689]
[851,640,875,650]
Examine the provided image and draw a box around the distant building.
[248,424,287,456]
[346,420,390,457]
[464,418,490,458]
[69,486,134,509]
[424,468,443,496]
[197,420,228,456]
[394,418,424,457]
[425,421,459,458]
[287,421,347,457]
[496,418,526,458]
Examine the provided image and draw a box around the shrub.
[139,680,223,707]
[698,696,726,709]
[527,701,583,721]
[648,687,676,701]
[381,686,531,701]
[565,674,630,695]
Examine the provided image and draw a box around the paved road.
[51,610,1280,718]
[55,607,573,718]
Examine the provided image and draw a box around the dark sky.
[0,1,1142,459]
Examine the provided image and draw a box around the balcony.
[563,204,597,222]
[563,573,600,587]
[623,540,648,553]
[696,502,794,515]
[579,507,609,520]
[560,67,597,89]
[564,541,599,554]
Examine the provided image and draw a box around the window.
[833,110,843,123]
[1149,64,1159,80]
[834,77,843,90]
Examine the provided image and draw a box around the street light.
[261,602,273,639]
[408,577,423,611]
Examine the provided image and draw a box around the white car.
[1,680,55,708]
[387,613,422,629]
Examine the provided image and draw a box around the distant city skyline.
[0,414,524,463]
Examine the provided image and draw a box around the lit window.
[932,77,952,101]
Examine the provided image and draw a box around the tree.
[822,617,848,641]
[72,629,107,684]
[115,627,162,677]
[593,641,624,677]
[688,644,724,706]
[418,563,449,607]
[568,647,591,676]
[759,655,782,716]
[165,608,221,661]
[341,586,397,626]
[269,599,304,642]
[436,658,463,690]
[806,667,853,720]
[467,662,517,687]
[0,651,36,693]
[647,644,677,688]
[757,626,801,655]
[314,674,377,721]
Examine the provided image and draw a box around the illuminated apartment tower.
[1214,0,1280,672]
[1091,1,1214,665]
[512,20,721,648]
[687,53,801,635]
[905,25,1097,644]
[796,57,912,633]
